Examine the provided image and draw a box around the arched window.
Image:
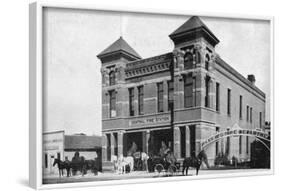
[184,52,193,69]
[195,50,201,64]
[205,54,210,71]
[109,71,115,86]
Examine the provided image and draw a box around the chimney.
[247,74,256,85]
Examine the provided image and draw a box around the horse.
[182,150,210,176]
[111,155,118,172]
[53,158,71,177]
[123,156,134,172]
[84,159,98,175]
[71,152,86,176]
[115,155,134,174]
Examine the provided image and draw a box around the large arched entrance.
[200,127,270,168]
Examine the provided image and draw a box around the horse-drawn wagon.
[147,150,209,176]
[147,151,180,176]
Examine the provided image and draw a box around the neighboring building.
[43,131,102,177]
[43,131,65,176]
[97,16,266,168]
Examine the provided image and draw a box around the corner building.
[97,16,266,169]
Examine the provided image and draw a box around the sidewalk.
[43,168,271,184]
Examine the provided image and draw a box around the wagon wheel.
[167,164,177,176]
[154,164,164,174]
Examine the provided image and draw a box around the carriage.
[147,151,181,176]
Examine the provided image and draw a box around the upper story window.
[216,82,220,111]
[239,95,243,119]
[157,82,164,112]
[195,50,201,64]
[205,54,210,70]
[227,88,231,116]
[246,105,249,121]
[205,76,210,108]
[184,75,193,108]
[250,107,253,123]
[129,88,134,116]
[184,52,193,69]
[109,71,116,86]
[109,90,116,117]
[138,86,144,115]
[259,112,262,129]
[168,80,174,111]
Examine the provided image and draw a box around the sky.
[43,8,271,136]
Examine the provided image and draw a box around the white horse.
[111,155,118,171]
[123,156,134,172]
[116,155,134,174]
[116,156,125,174]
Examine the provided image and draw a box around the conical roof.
[169,16,219,46]
[97,37,141,59]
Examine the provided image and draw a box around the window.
[246,136,249,154]
[239,136,242,154]
[168,80,174,111]
[113,133,118,155]
[216,83,220,111]
[193,77,196,106]
[109,90,116,117]
[246,105,249,121]
[184,52,193,69]
[250,107,253,123]
[215,127,220,156]
[259,112,262,129]
[106,134,111,161]
[239,95,243,119]
[227,89,231,115]
[45,154,48,168]
[195,50,201,64]
[205,76,210,107]
[180,127,186,158]
[138,86,144,115]
[157,82,164,112]
[109,71,115,86]
[129,88,134,116]
[205,54,210,70]
[226,129,230,155]
[184,75,193,108]
[190,126,196,157]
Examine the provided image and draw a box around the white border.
[29,1,274,189]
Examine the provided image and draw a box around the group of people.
[119,141,177,173]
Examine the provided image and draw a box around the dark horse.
[53,158,71,177]
[84,159,99,175]
[182,150,210,176]
[71,151,87,176]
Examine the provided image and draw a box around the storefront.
[43,131,65,177]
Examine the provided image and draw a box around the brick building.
[97,16,266,169]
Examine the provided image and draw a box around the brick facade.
[97,16,266,169]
